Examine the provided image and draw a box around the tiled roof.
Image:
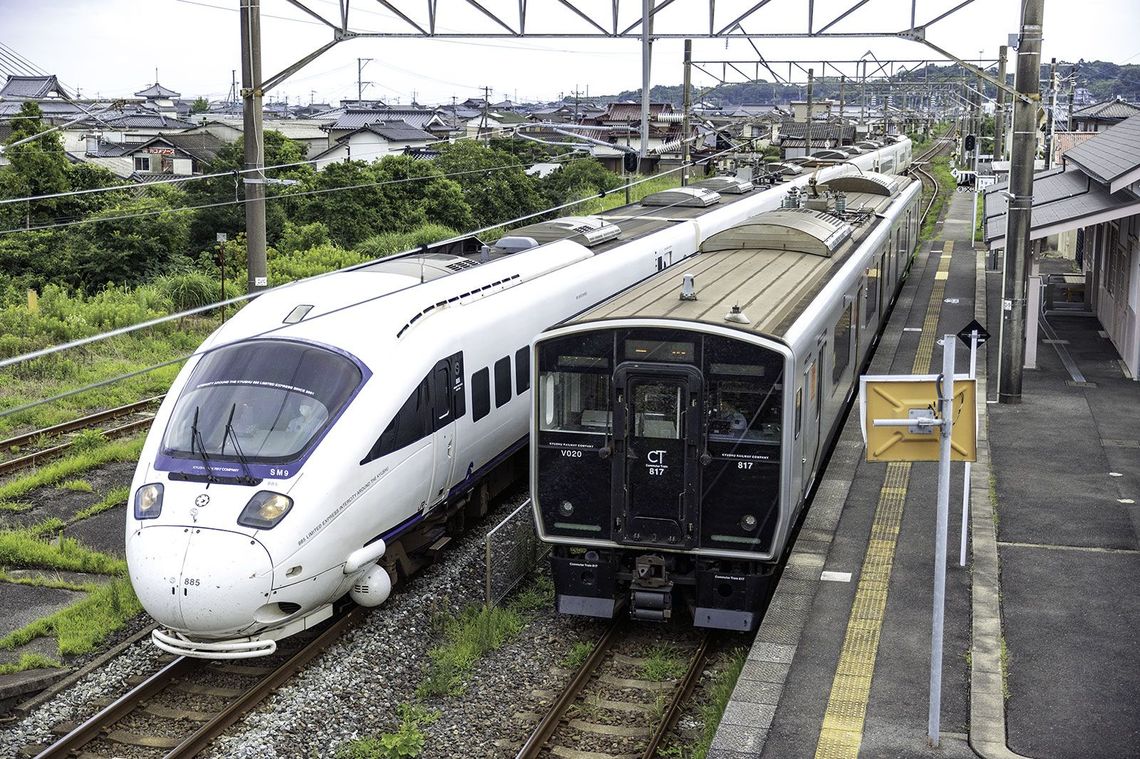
[93,109,197,130]
[0,74,67,99]
[160,132,227,162]
[358,121,437,142]
[1071,99,1140,121]
[600,102,673,122]
[779,122,855,140]
[135,83,181,99]
[983,166,1140,246]
[1064,114,1140,192]
[329,108,441,132]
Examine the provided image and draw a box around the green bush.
[268,243,367,284]
[354,224,460,261]
[157,271,219,312]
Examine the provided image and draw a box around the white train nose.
[127,526,274,636]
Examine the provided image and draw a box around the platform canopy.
[982,115,1140,251]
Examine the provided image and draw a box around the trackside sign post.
[857,335,977,748]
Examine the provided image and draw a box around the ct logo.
[194,494,210,508]
[648,450,666,464]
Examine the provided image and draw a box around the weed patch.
[417,604,524,699]
[61,479,94,492]
[562,641,594,670]
[0,653,61,675]
[73,485,130,521]
[0,577,141,656]
[692,647,747,759]
[0,436,143,503]
[642,644,687,681]
[335,703,439,759]
[0,527,126,574]
[509,573,554,614]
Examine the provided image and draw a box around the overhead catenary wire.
[0,147,736,421]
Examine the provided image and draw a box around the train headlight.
[740,514,758,532]
[238,491,294,529]
[133,483,164,520]
[559,500,574,517]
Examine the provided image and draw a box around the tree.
[433,141,544,228]
[293,156,472,248]
[191,97,210,114]
[0,102,71,227]
[185,129,313,252]
[538,158,622,208]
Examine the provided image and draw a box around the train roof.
[561,172,917,341]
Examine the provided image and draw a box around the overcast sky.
[4,0,1137,107]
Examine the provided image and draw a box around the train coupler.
[629,555,673,622]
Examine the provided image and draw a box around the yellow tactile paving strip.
[814,240,955,758]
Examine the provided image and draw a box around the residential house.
[311,121,439,169]
[1070,99,1140,132]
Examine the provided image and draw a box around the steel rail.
[31,608,364,759]
[0,418,155,477]
[0,396,163,451]
[167,607,365,758]
[641,631,714,759]
[32,656,198,759]
[514,621,623,759]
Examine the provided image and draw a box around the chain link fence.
[484,499,549,607]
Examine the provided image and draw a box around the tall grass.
[0,577,141,655]
[0,436,144,503]
[0,527,126,574]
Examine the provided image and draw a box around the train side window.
[361,376,431,463]
[515,347,530,394]
[795,388,802,439]
[832,302,853,384]
[865,262,880,326]
[494,357,511,408]
[472,368,491,421]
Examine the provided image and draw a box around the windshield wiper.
[221,403,258,485]
[190,406,216,482]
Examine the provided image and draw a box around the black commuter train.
[531,169,923,630]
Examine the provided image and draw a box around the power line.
[0,155,717,422]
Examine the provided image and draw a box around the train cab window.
[163,339,362,464]
[703,337,784,450]
[472,368,491,421]
[515,347,530,394]
[538,332,613,435]
[362,353,464,464]
[494,357,512,408]
[362,378,430,463]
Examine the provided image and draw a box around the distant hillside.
[604,60,1140,108]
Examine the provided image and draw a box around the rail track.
[515,622,712,759]
[911,128,957,227]
[0,396,163,477]
[24,607,363,759]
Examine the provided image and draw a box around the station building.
[983,114,1140,379]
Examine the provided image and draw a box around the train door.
[612,365,701,549]
[799,351,822,497]
[428,354,462,506]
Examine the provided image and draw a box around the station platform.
[710,188,1140,758]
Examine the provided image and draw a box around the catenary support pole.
[639,0,654,165]
[929,336,955,746]
[805,68,814,157]
[682,39,691,186]
[993,45,1008,162]
[240,0,268,293]
[999,0,1044,404]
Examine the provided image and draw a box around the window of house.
[472,367,491,421]
[515,347,530,394]
[134,155,151,172]
[494,357,511,408]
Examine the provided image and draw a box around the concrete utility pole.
[1044,57,1058,165]
[240,0,268,294]
[357,58,372,101]
[805,68,814,156]
[993,45,1008,162]
[839,74,845,121]
[999,0,1045,404]
[681,40,692,186]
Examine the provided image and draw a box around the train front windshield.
[162,340,362,463]
[536,328,785,553]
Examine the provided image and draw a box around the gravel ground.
[1,482,743,759]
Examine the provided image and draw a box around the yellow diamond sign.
[859,374,977,462]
